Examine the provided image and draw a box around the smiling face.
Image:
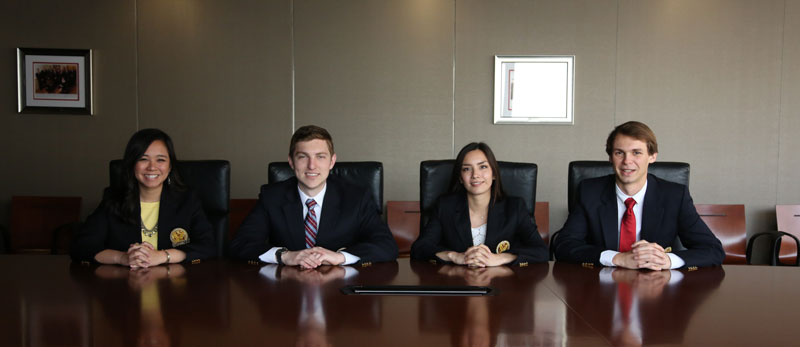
[134,140,171,196]
[610,134,657,195]
[289,139,336,196]
[460,150,494,197]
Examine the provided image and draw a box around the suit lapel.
[317,180,341,245]
[126,199,145,246]
[599,176,619,250]
[281,181,306,250]
[156,189,178,250]
[453,194,473,249]
[640,175,663,242]
[484,199,505,250]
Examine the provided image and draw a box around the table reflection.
[230,262,399,347]
[552,264,725,346]
[70,262,230,347]
[410,261,550,347]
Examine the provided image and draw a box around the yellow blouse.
[140,201,160,250]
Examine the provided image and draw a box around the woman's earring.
[168,177,171,185]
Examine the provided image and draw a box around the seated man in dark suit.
[229,125,398,268]
[553,121,724,270]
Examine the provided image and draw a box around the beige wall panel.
[778,0,800,205]
[616,0,785,233]
[293,0,455,202]
[137,0,293,198]
[455,0,619,230]
[0,0,137,222]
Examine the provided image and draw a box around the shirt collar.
[297,182,327,207]
[615,179,648,205]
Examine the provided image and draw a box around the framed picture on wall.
[494,55,574,124]
[17,48,93,115]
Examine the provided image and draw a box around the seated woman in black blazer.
[411,142,548,266]
[71,129,215,268]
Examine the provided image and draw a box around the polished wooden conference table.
[1,255,798,346]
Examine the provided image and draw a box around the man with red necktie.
[229,125,398,269]
[554,121,724,270]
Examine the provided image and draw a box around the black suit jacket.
[70,187,216,263]
[410,192,548,265]
[553,174,724,267]
[228,176,398,263]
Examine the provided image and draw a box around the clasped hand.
[282,247,346,269]
[613,240,672,270]
[125,242,166,269]
[449,245,508,268]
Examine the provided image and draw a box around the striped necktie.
[304,199,318,248]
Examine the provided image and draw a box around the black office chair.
[747,205,800,266]
[110,160,230,258]
[551,160,691,259]
[746,231,800,266]
[267,161,384,215]
[419,160,537,231]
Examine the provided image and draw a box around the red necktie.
[619,198,636,252]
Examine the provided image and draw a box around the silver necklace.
[141,219,158,237]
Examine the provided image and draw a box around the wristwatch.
[275,247,288,265]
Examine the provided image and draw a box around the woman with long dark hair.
[71,129,214,267]
[411,142,547,266]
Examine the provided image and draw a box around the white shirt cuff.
[341,251,360,265]
[259,247,281,263]
[600,250,619,266]
[667,253,685,269]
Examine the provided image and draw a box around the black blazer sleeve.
[552,179,609,264]
[339,187,399,263]
[504,198,549,265]
[70,199,115,262]
[669,185,725,267]
[167,190,216,262]
[409,196,451,261]
[227,185,275,260]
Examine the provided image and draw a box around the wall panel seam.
[290,0,296,133]
[451,0,457,157]
[612,0,620,127]
[775,0,787,204]
[134,0,140,130]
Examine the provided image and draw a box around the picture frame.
[17,47,93,115]
[493,55,574,125]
